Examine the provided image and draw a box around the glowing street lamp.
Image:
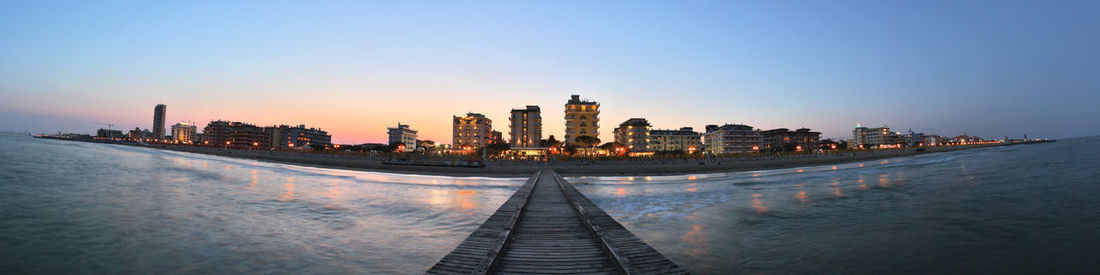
[796,145,803,152]
[830,144,837,149]
[687,146,697,154]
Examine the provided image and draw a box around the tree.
[574,135,600,148]
[598,142,624,150]
[546,135,562,148]
[388,141,406,152]
[485,143,510,156]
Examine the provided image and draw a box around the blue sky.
[1,0,1097,143]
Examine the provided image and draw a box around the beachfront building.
[650,127,703,152]
[203,120,270,148]
[153,104,166,140]
[703,124,763,154]
[127,127,151,140]
[905,131,926,147]
[490,130,504,144]
[267,124,331,149]
[453,113,493,149]
[852,124,892,148]
[387,123,418,151]
[96,128,124,139]
[171,122,197,144]
[509,105,542,147]
[613,118,651,152]
[761,128,821,152]
[564,94,599,145]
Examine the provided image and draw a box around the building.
[703,124,763,154]
[564,95,599,145]
[268,124,331,149]
[490,130,504,144]
[387,123,418,151]
[650,127,703,152]
[96,128,124,139]
[171,122,197,144]
[453,113,493,149]
[202,120,269,148]
[905,131,925,147]
[852,124,892,148]
[509,105,542,147]
[761,128,821,152]
[127,127,148,140]
[613,118,651,152]
[153,104,166,140]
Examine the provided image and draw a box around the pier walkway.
[427,169,687,275]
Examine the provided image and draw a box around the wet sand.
[120,142,1019,177]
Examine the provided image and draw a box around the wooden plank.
[427,169,688,274]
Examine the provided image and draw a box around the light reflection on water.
[571,137,1100,274]
[0,136,525,274]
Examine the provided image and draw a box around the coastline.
[35,137,1048,178]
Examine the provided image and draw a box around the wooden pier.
[427,169,687,274]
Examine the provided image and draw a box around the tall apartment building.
[613,118,651,152]
[509,105,542,147]
[171,122,197,144]
[703,124,763,154]
[387,123,418,150]
[203,120,269,148]
[761,128,821,151]
[453,113,493,148]
[564,95,599,145]
[650,127,703,152]
[852,124,891,148]
[268,124,331,149]
[153,104,166,140]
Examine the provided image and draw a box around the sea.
[1,135,1098,274]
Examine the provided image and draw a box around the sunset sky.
[2,1,1098,144]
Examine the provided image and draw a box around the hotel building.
[613,118,651,152]
[761,128,821,151]
[650,127,703,152]
[171,122,197,144]
[387,123,418,151]
[453,113,493,149]
[564,95,599,145]
[509,105,542,147]
[203,120,269,148]
[268,124,331,149]
[852,124,892,148]
[153,104,166,140]
[703,124,763,154]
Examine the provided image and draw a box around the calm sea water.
[2,135,1099,274]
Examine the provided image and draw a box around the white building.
[387,123,418,151]
[650,127,703,152]
[171,122,196,144]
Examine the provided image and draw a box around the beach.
[75,140,1034,177]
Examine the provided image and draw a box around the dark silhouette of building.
[153,104,166,140]
[202,120,269,148]
[267,124,331,149]
[761,128,822,152]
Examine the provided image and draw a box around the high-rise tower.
[564,95,599,145]
[153,104,166,140]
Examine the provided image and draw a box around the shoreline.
[37,136,1048,177]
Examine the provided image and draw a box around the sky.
[1,0,1097,144]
